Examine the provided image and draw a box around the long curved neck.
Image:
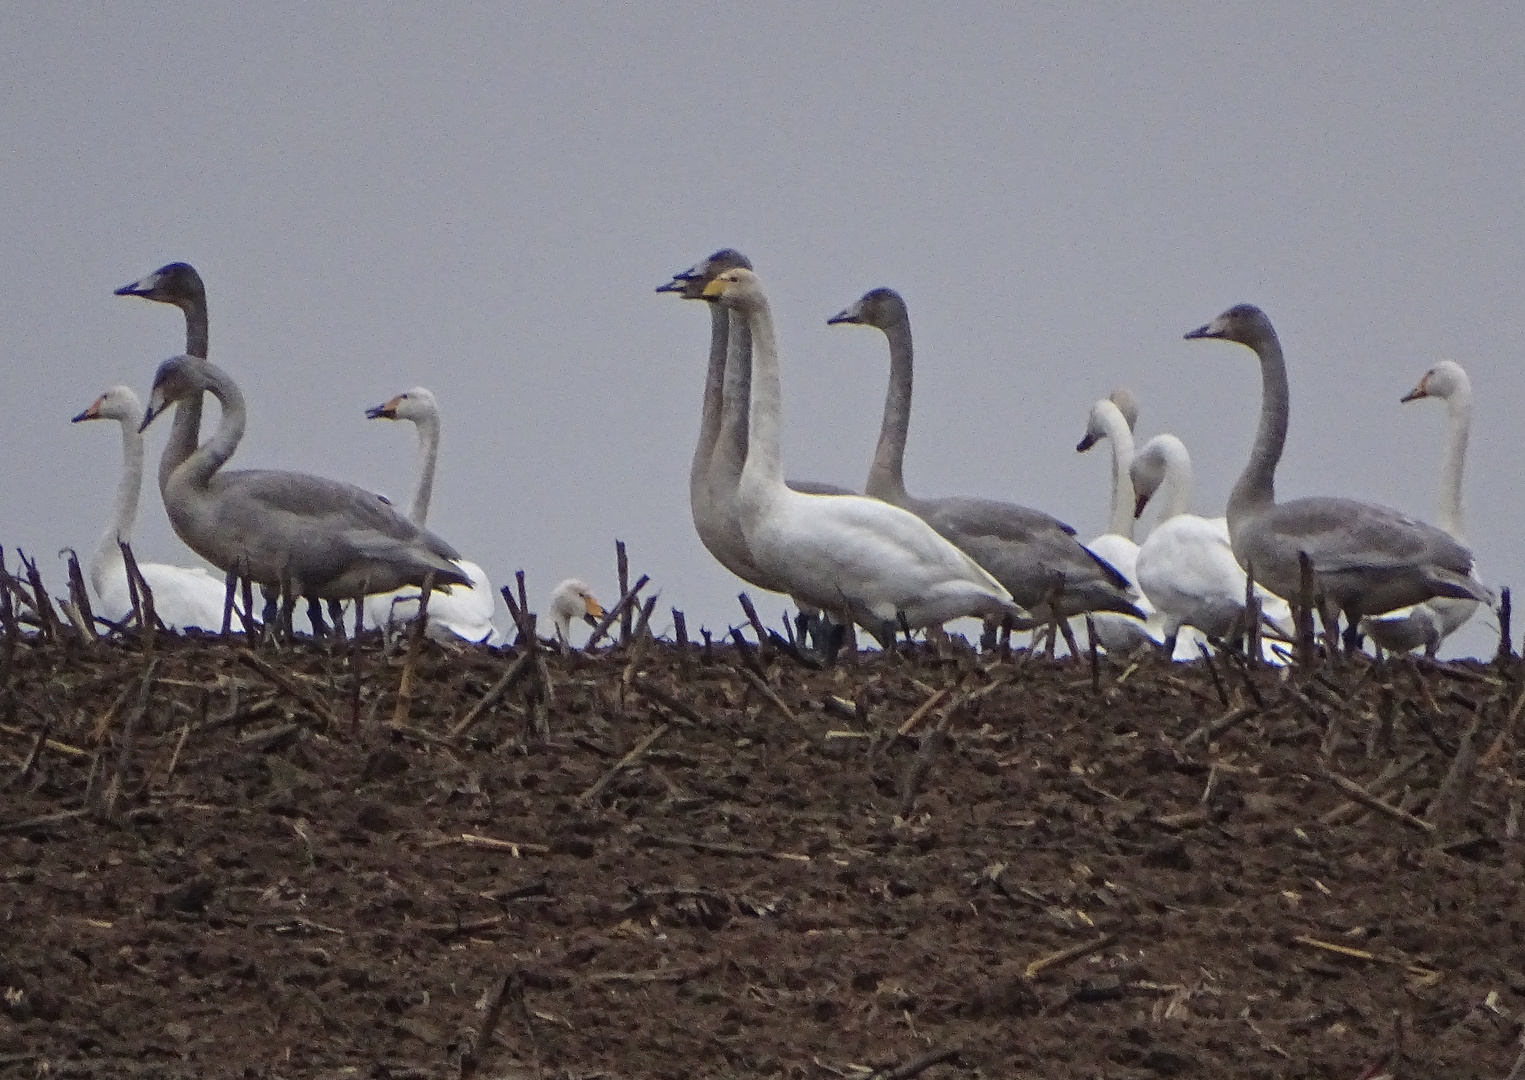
[1435,382,1470,538]
[93,417,145,595]
[1158,441,1195,521]
[1098,406,1137,537]
[1227,331,1288,521]
[866,312,913,503]
[177,364,245,490]
[407,412,440,526]
[691,303,729,501]
[716,309,752,480]
[158,296,210,493]
[739,297,785,490]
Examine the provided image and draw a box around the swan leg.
[326,599,346,641]
[1341,616,1363,656]
[307,597,329,640]
[1316,596,1341,658]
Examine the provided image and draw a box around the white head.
[1076,390,1136,453]
[365,386,439,424]
[547,578,605,642]
[700,266,765,312]
[72,385,145,427]
[1129,434,1191,518]
[1402,360,1468,404]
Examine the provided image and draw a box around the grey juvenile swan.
[140,355,469,600]
[827,287,1142,625]
[1184,304,1488,649]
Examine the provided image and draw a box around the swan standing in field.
[362,388,503,645]
[1184,305,1488,651]
[827,287,1142,628]
[140,355,470,601]
[1130,433,1294,660]
[71,386,230,631]
[1360,361,1481,655]
[1074,389,1161,652]
[702,269,1027,638]
[547,578,605,647]
[659,250,851,643]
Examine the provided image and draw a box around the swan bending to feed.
[362,388,503,645]
[827,287,1142,625]
[659,251,852,641]
[1075,388,1161,652]
[1360,361,1481,655]
[702,269,1027,637]
[71,386,230,631]
[115,262,211,492]
[140,355,470,599]
[548,578,605,646]
[1130,434,1294,660]
[1184,304,1488,650]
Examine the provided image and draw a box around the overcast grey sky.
[3,3,1520,656]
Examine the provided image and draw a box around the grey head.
[114,262,205,310]
[1108,387,1139,431]
[656,248,754,301]
[1184,303,1276,346]
[139,354,205,431]
[827,287,909,329]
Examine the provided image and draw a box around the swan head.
[547,578,604,641]
[1077,392,1137,453]
[1108,387,1139,432]
[139,354,205,432]
[366,387,438,423]
[827,287,908,330]
[657,248,753,300]
[1402,359,1468,404]
[114,262,205,309]
[1184,303,1276,347]
[1128,434,1189,517]
[700,267,765,311]
[72,385,143,426]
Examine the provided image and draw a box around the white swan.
[701,269,1026,638]
[1360,361,1481,655]
[1184,305,1488,651]
[140,355,470,600]
[827,287,1140,626]
[362,388,504,645]
[547,578,605,646]
[71,386,231,631]
[1130,434,1294,660]
[1075,389,1161,652]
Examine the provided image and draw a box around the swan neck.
[717,310,752,478]
[94,417,144,595]
[866,313,912,503]
[178,363,245,489]
[1436,381,1470,537]
[1227,330,1287,522]
[157,297,210,493]
[1099,407,1136,538]
[691,303,728,500]
[1159,443,1194,520]
[408,412,440,526]
[740,296,785,490]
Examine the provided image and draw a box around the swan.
[547,578,605,646]
[1074,389,1161,652]
[827,287,1142,626]
[1130,433,1295,659]
[1184,304,1488,650]
[114,263,210,493]
[1360,361,1481,655]
[71,386,231,631]
[361,388,504,645]
[700,269,1027,638]
[139,355,470,600]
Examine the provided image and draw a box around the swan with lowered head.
[547,578,605,645]
[140,355,470,600]
[1130,433,1294,659]
[1184,304,1489,649]
[114,262,211,492]
[1074,388,1160,652]
[71,385,230,631]
[1360,361,1481,655]
[659,251,852,606]
[362,388,503,645]
[827,287,1143,626]
[702,269,1027,638]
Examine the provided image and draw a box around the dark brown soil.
[2,627,1524,1079]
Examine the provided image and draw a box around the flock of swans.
[66,253,1490,660]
